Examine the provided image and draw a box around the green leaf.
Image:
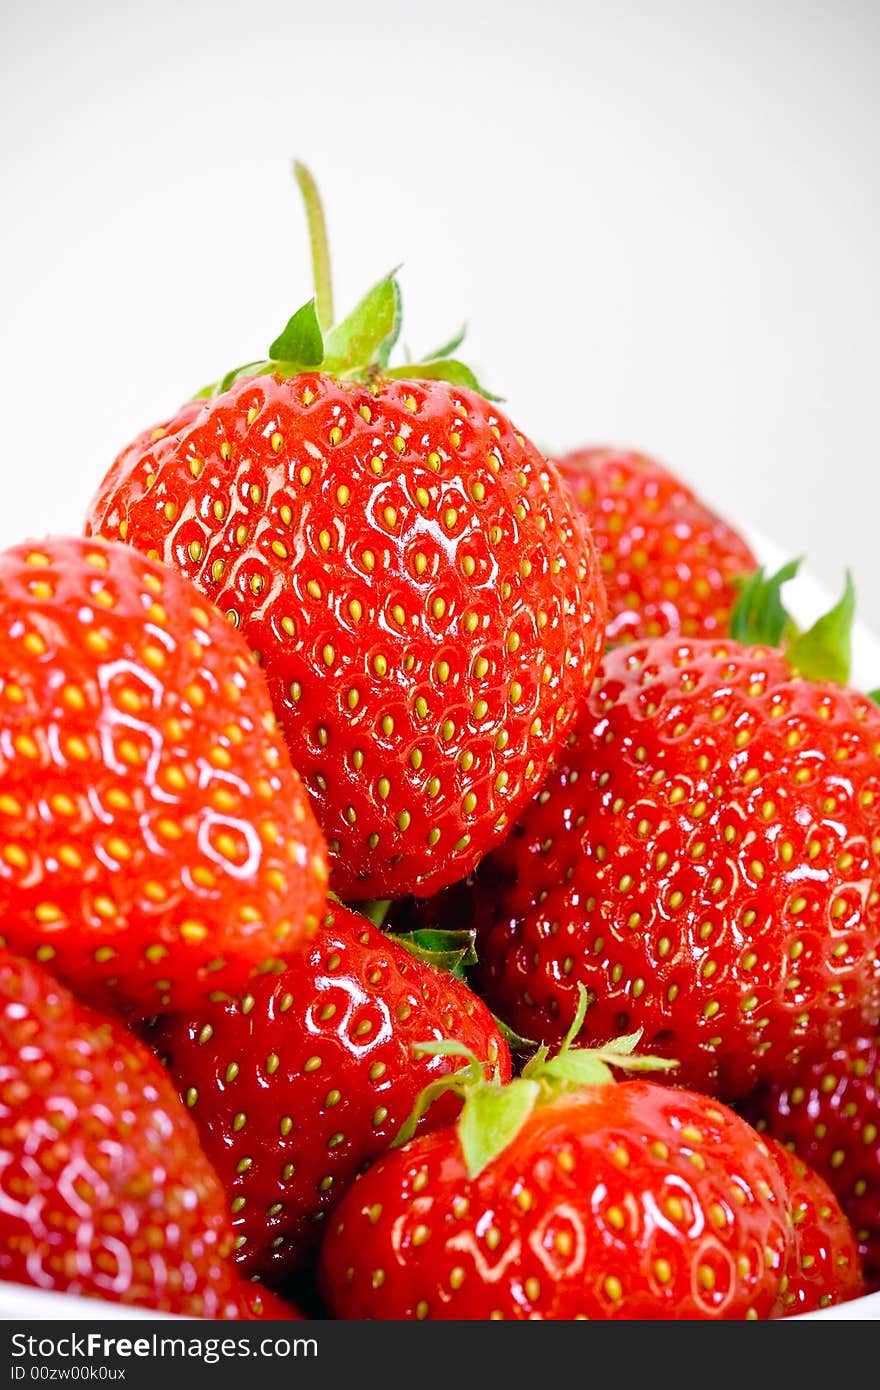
[729,560,801,646]
[598,1030,644,1056]
[268,297,325,366]
[376,278,403,370]
[540,1053,615,1087]
[868,689,880,707]
[492,1016,538,1053]
[391,1068,471,1149]
[391,928,478,979]
[191,360,270,401]
[560,983,592,1053]
[422,324,468,361]
[458,1078,540,1178]
[395,928,477,962]
[322,271,402,374]
[591,1051,679,1074]
[385,358,502,402]
[786,572,855,685]
[360,899,392,930]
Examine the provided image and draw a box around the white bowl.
[1,530,878,1321]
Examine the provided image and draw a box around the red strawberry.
[233,1281,304,1319]
[744,1033,880,1289]
[0,951,240,1317]
[763,1136,864,1316]
[553,446,756,645]
[86,168,606,900]
[318,1022,792,1320]
[153,901,510,1283]
[466,570,880,1097]
[0,535,327,1017]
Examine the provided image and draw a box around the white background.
[1,0,878,623]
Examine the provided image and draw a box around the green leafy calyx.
[390,927,478,981]
[393,987,677,1179]
[786,571,855,684]
[730,560,802,647]
[729,559,856,686]
[196,163,498,400]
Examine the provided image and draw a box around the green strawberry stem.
[192,163,499,401]
[394,985,677,1178]
[730,560,856,686]
[293,161,334,332]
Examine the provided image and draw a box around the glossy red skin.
[232,1282,304,1319]
[763,1137,864,1316]
[87,373,606,899]
[153,902,511,1284]
[0,536,327,1017]
[472,639,880,1097]
[319,1081,791,1320]
[0,951,239,1317]
[744,1034,880,1288]
[554,447,756,645]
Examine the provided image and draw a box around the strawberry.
[553,446,756,645]
[86,166,606,900]
[743,1033,880,1289]
[153,901,510,1283]
[318,1011,793,1320]
[233,1281,304,1319]
[0,950,241,1317]
[465,566,880,1097]
[763,1136,864,1316]
[0,535,327,1017]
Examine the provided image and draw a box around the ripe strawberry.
[233,1281,304,1319]
[0,535,327,1017]
[553,446,756,645]
[318,1017,792,1320]
[86,167,606,900]
[763,1136,864,1316]
[0,951,240,1317]
[744,1033,880,1288]
[153,901,511,1284]
[467,568,880,1097]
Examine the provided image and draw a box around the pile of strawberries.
[1,167,878,1321]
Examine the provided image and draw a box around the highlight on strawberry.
[0,535,327,1017]
[86,164,607,901]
